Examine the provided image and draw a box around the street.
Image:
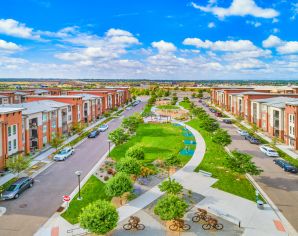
[0,101,145,236]
[195,100,298,232]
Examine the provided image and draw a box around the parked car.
[132,100,141,106]
[198,99,202,103]
[215,112,222,117]
[88,130,100,138]
[53,147,74,161]
[1,177,34,200]
[126,106,132,110]
[237,129,249,136]
[259,145,279,157]
[273,159,298,173]
[98,124,109,132]
[209,108,217,113]
[223,119,232,124]
[245,135,261,144]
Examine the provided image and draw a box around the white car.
[259,145,279,157]
[98,124,109,132]
[237,129,249,136]
[126,106,132,110]
[53,147,74,161]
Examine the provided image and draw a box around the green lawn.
[61,175,110,224]
[187,119,256,201]
[109,123,193,165]
[156,105,179,110]
[179,101,192,109]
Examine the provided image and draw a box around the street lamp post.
[108,140,111,156]
[75,170,82,200]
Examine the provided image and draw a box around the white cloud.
[151,40,177,53]
[106,28,133,37]
[183,38,257,52]
[263,35,298,54]
[208,22,216,28]
[191,0,279,19]
[262,35,282,48]
[0,39,21,51]
[0,19,40,39]
[246,20,261,27]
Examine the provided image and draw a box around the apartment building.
[76,94,103,123]
[0,91,28,104]
[25,96,84,124]
[0,95,9,105]
[0,107,23,170]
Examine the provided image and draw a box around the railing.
[66,227,89,236]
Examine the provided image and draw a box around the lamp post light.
[75,170,82,200]
[108,140,111,157]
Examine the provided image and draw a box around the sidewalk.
[0,109,122,187]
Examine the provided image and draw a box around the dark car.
[215,112,222,117]
[223,119,232,124]
[245,135,261,144]
[88,130,100,138]
[198,99,202,103]
[273,159,298,173]
[1,177,34,200]
[209,108,216,113]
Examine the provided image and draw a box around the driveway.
[195,100,298,232]
[0,101,146,236]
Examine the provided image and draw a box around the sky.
[0,0,298,80]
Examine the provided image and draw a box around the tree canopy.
[116,157,141,176]
[212,128,232,146]
[105,172,133,197]
[159,178,183,195]
[125,145,145,160]
[108,128,129,146]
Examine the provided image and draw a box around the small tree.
[171,96,178,105]
[226,151,263,175]
[116,157,141,176]
[183,97,189,102]
[212,129,232,146]
[159,178,183,195]
[79,200,118,235]
[50,135,64,150]
[154,194,188,221]
[108,128,129,146]
[122,116,140,133]
[125,145,145,160]
[6,155,30,177]
[165,154,181,167]
[200,118,219,132]
[71,123,85,134]
[105,172,133,198]
[191,93,196,98]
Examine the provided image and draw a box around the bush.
[125,145,145,160]
[108,128,129,146]
[212,129,232,146]
[199,117,219,132]
[116,157,141,176]
[122,115,142,133]
[105,172,133,198]
[140,166,156,177]
[79,200,118,235]
[154,194,188,221]
[165,154,181,167]
[159,178,183,194]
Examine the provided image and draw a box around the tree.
[191,93,196,98]
[105,172,133,198]
[171,96,178,105]
[164,90,170,97]
[183,97,189,102]
[199,118,219,132]
[116,157,141,176]
[212,129,232,146]
[226,151,263,175]
[108,128,129,146]
[79,200,118,235]
[154,194,188,221]
[197,90,203,99]
[6,155,30,177]
[122,116,141,133]
[165,154,181,167]
[50,135,64,150]
[71,123,85,134]
[159,178,183,194]
[125,145,145,160]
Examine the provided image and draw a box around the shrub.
[6,155,30,177]
[199,118,219,132]
[212,129,232,146]
[154,194,188,221]
[105,172,133,197]
[165,154,181,167]
[159,178,183,194]
[79,200,118,235]
[108,128,129,146]
[140,166,156,177]
[104,176,109,181]
[116,157,141,176]
[125,145,145,160]
[122,115,142,133]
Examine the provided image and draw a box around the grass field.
[110,123,193,165]
[187,119,256,201]
[61,175,110,224]
[179,101,192,109]
[156,105,179,110]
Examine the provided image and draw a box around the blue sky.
[0,0,298,80]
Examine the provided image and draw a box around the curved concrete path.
[117,122,206,221]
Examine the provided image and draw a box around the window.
[8,141,11,151]
[13,139,16,149]
[8,127,11,136]
[68,115,72,121]
[43,114,47,122]
[13,125,16,135]
[43,125,47,133]
[68,106,71,112]
[52,122,56,128]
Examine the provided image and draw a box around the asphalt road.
[0,101,146,236]
[195,100,298,232]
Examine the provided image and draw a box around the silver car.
[53,147,74,161]
[1,177,34,200]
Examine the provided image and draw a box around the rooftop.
[0,107,24,114]
[253,97,298,109]
[76,93,102,100]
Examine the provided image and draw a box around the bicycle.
[202,218,224,230]
[192,208,212,223]
[123,216,145,231]
[169,219,191,231]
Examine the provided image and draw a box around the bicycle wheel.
[169,224,179,231]
[123,223,132,230]
[137,224,145,230]
[202,224,211,230]
[182,224,191,231]
[215,223,224,230]
[192,215,201,222]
